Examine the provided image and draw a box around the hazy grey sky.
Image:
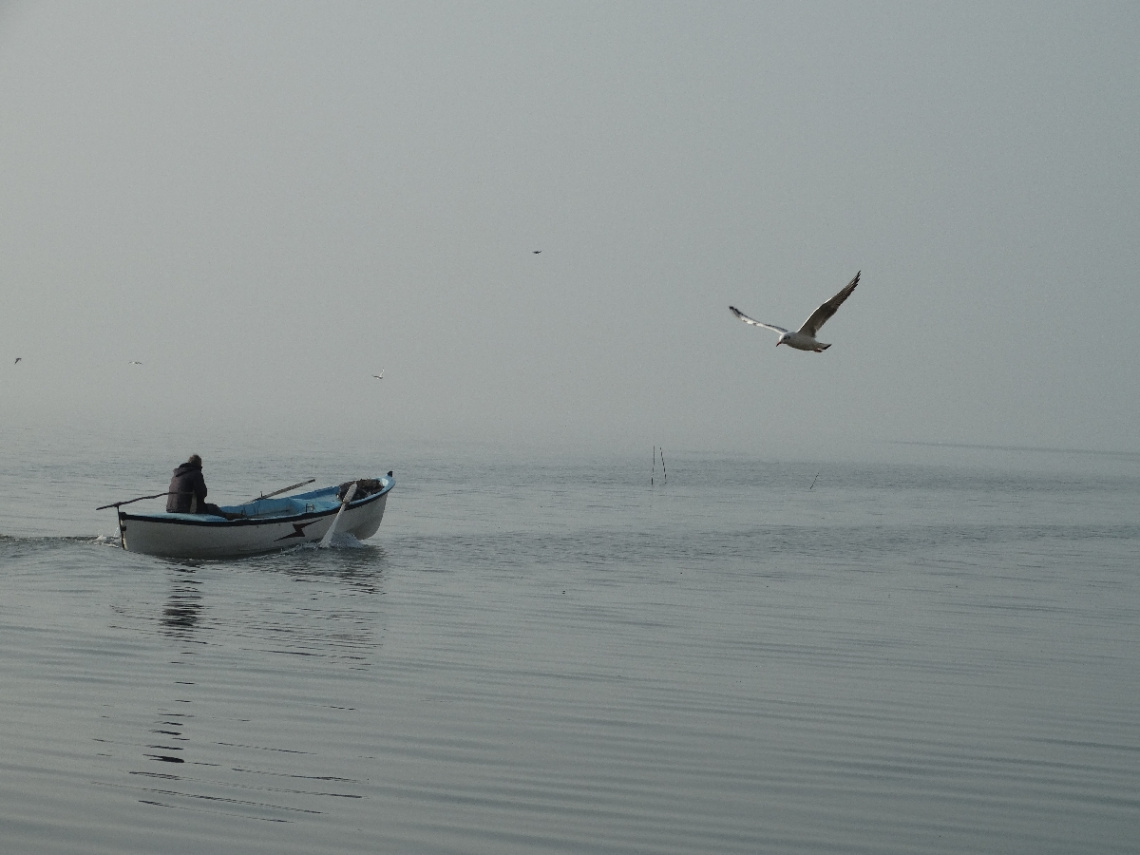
[2,1,1138,458]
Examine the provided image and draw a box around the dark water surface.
[1,443,1138,853]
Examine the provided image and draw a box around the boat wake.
[1,533,120,548]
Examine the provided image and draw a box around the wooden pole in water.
[660,447,666,483]
[651,445,655,486]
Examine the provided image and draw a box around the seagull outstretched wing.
[797,271,860,337]
[729,306,788,335]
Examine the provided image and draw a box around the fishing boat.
[105,475,394,559]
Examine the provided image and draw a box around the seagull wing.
[797,271,860,337]
[729,306,787,335]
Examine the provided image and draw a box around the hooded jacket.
[166,461,208,513]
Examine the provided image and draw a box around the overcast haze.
[2,2,1138,459]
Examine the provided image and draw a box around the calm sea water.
[1,433,1138,854]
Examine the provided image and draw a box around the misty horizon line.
[886,440,1140,460]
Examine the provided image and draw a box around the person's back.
[167,455,207,513]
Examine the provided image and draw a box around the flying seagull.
[730,271,860,352]
[372,371,384,380]
[532,250,542,254]
[128,360,143,365]
[14,357,20,364]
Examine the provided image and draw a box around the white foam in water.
[300,532,367,550]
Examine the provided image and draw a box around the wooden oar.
[319,482,357,548]
[96,491,183,511]
[250,478,315,502]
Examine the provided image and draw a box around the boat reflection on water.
[117,553,386,820]
[139,567,202,769]
[161,567,203,638]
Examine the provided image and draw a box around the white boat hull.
[117,479,392,559]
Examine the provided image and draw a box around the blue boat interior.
[224,487,344,520]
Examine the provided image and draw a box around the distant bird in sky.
[532,250,541,254]
[372,371,384,380]
[14,357,20,364]
[128,360,143,365]
[730,271,860,352]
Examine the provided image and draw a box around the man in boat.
[166,455,238,518]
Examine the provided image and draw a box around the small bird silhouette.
[532,250,541,254]
[372,371,384,380]
[128,360,143,365]
[14,357,21,364]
